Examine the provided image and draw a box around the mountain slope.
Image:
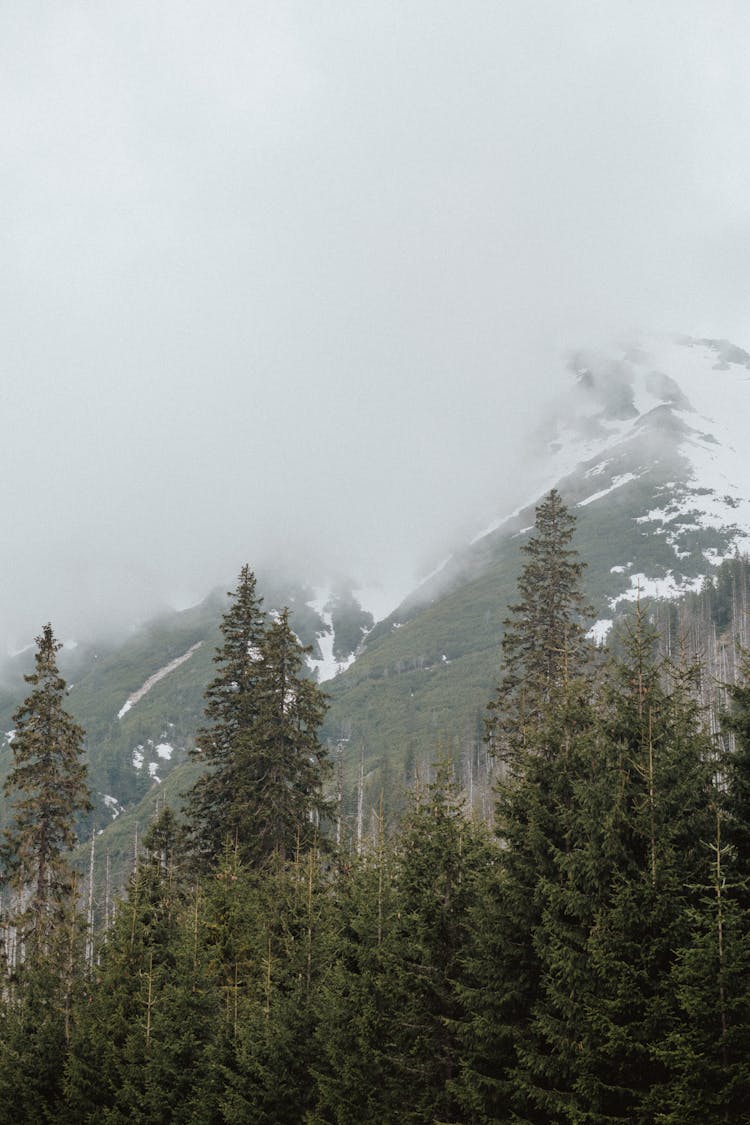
[323,335,750,814]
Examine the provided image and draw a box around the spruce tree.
[0,625,90,1123]
[309,833,398,1124]
[560,609,715,1122]
[1,623,91,959]
[186,565,267,866]
[311,765,492,1125]
[387,764,493,1124]
[0,957,71,1124]
[457,491,594,1123]
[186,568,330,869]
[657,807,750,1123]
[486,487,592,761]
[720,663,750,894]
[63,809,217,1124]
[243,608,330,865]
[221,849,329,1125]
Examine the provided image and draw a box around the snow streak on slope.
[578,472,641,507]
[117,641,203,719]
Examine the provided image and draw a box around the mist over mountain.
[5,4,750,652]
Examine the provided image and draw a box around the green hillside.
[2,452,746,895]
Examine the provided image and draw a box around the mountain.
[323,335,750,816]
[3,334,750,882]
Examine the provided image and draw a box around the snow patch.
[102,794,122,819]
[609,571,704,609]
[578,472,641,508]
[585,459,611,478]
[132,746,144,770]
[155,742,173,760]
[587,619,613,645]
[306,588,357,683]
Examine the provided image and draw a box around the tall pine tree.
[458,489,594,1123]
[486,487,592,762]
[245,608,330,865]
[186,566,267,866]
[1,623,91,959]
[186,567,330,869]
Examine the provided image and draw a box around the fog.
[3,2,750,648]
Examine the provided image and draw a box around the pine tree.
[486,488,592,761]
[63,809,218,1124]
[186,568,330,869]
[309,832,397,1124]
[560,608,715,1122]
[0,957,71,1124]
[186,565,267,866]
[221,849,329,1125]
[721,662,750,894]
[387,764,493,1124]
[457,491,594,1123]
[1,623,91,959]
[657,807,750,1123]
[311,765,492,1125]
[243,608,330,866]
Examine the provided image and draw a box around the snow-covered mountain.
[534,335,750,636]
[318,335,750,809]
[387,335,750,644]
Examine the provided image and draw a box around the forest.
[1,492,750,1124]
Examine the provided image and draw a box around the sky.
[3,1,750,647]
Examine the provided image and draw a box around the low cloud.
[2,3,750,646]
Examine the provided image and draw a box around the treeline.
[2,494,750,1122]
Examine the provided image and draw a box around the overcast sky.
[3,2,750,646]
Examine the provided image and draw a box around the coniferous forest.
[3,493,750,1124]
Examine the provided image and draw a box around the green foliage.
[7,518,750,1121]
[220,852,330,1125]
[386,765,494,1124]
[64,819,217,1124]
[486,488,592,765]
[312,765,493,1125]
[656,810,750,1123]
[0,959,71,1125]
[309,842,398,1124]
[2,624,91,957]
[186,565,268,867]
[547,611,715,1123]
[186,567,330,869]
